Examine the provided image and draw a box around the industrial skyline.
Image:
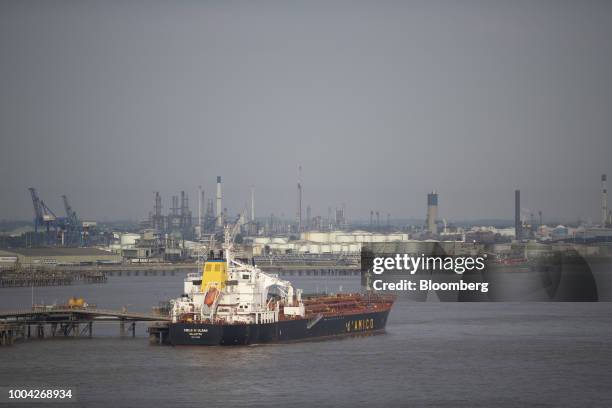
[10,171,611,228]
[1,1,612,221]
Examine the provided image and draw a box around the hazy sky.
[1,0,611,223]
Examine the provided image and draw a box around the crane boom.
[29,188,43,230]
[62,194,78,221]
[28,188,56,222]
[223,215,244,267]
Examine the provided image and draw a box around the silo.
[427,192,438,234]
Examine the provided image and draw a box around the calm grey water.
[1,274,612,407]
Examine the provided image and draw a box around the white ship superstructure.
[171,225,305,325]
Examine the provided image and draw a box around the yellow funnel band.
[200,260,227,292]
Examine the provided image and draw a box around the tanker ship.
[168,226,394,346]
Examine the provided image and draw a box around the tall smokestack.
[296,166,302,232]
[603,174,608,227]
[172,195,178,216]
[154,192,162,217]
[538,210,542,229]
[515,189,522,240]
[198,186,203,238]
[216,176,222,227]
[426,191,438,234]
[180,191,186,216]
[153,192,163,231]
[251,186,255,222]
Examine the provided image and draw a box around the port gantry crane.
[62,195,78,225]
[28,188,82,246]
[61,194,82,246]
[29,187,58,235]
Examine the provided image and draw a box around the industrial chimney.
[216,176,223,227]
[602,174,608,227]
[515,189,522,240]
[197,186,204,239]
[251,186,255,223]
[296,166,302,232]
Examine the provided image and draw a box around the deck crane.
[222,215,243,267]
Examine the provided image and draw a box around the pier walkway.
[0,307,169,346]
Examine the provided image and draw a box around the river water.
[1,273,612,407]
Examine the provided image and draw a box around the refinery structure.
[1,171,611,269]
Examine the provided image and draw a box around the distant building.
[247,230,411,256]
[470,226,515,237]
[426,192,438,234]
[551,225,569,240]
[0,247,121,267]
[573,227,612,243]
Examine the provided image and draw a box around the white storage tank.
[120,233,140,247]
[337,234,356,243]
[331,244,343,253]
[349,243,361,253]
[280,243,295,251]
[328,231,342,243]
[303,231,330,243]
[386,233,403,241]
[308,244,321,254]
[352,233,367,243]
